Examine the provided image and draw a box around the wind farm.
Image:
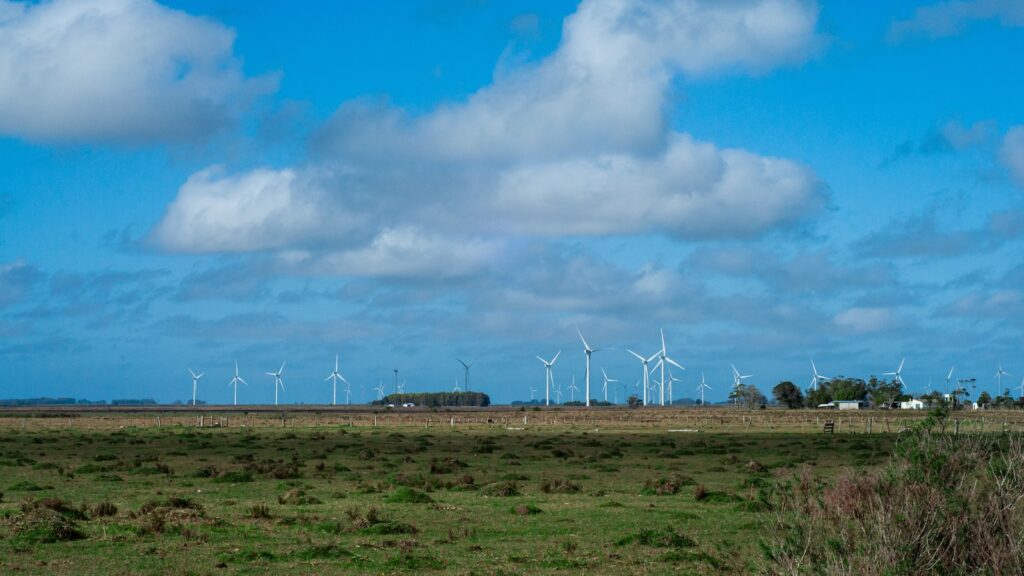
[3,0,1024,574]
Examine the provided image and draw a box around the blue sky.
[1,0,1023,405]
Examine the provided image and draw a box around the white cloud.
[833,307,901,334]
[148,167,352,253]
[0,0,274,142]
[1001,126,1024,187]
[890,0,1024,39]
[280,228,503,278]
[153,0,827,276]
[491,135,825,238]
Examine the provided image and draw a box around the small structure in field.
[900,399,926,410]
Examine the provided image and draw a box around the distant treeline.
[0,398,158,406]
[374,392,490,407]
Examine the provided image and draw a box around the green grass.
[0,425,896,574]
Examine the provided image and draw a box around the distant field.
[0,408,1018,574]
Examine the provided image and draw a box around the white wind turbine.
[884,358,907,388]
[810,361,830,390]
[453,378,462,393]
[569,373,580,403]
[228,361,247,406]
[536,351,560,407]
[651,329,685,406]
[265,362,285,406]
[697,371,711,406]
[325,354,350,406]
[187,368,204,406]
[667,367,683,405]
[457,359,473,392]
[375,381,385,400]
[528,384,537,402]
[627,349,659,406]
[996,364,1011,394]
[555,380,563,404]
[945,366,955,394]
[731,364,752,406]
[578,329,610,408]
[1016,376,1024,399]
[601,368,617,403]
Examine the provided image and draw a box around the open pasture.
[0,410,902,574]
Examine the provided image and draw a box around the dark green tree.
[772,381,804,409]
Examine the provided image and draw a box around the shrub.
[762,412,1024,575]
[214,470,254,483]
[20,497,88,521]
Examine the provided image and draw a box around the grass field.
[0,409,908,575]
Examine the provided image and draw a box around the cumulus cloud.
[0,0,275,142]
[152,0,827,276]
[854,206,1024,259]
[1001,126,1024,187]
[890,0,1024,39]
[148,167,358,253]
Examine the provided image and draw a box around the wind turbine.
[1017,376,1024,399]
[945,366,955,394]
[187,369,204,406]
[627,349,658,406]
[884,358,906,388]
[453,378,462,393]
[528,384,537,401]
[810,361,830,390]
[228,361,247,406]
[536,351,560,407]
[265,362,285,406]
[578,329,610,408]
[375,381,385,400]
[731,364,752,406]
[457,359,473,392]
[601,368,617,403]
[996,364,1011,394]
[667,367,683,404]
[652,329,685,406]
[555,380,563,404]
[325,354,350,406]
[697,371,711,406]
[569,373,580,403]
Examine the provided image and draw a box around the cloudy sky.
[1,0,1023,404]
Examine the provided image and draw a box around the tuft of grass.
[617,527,697,549]
[482,480,520,497]
[386,486,434,504]
[513,504,543,515]
[540,477,582,494]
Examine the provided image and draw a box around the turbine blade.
[666,357,685,370]
[552,350,561,364]
[577,328,590,351]
[627,349,644,361]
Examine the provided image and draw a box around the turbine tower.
[601,368,617,403]
[996,364,1011,394]
[1017,376,1024,399]
[187,368,204,406]
[528,384,537,401]
[627,349,658,406]
[810,361,830,390]
[667,367,682,404]
[265,361,285,406]
[884,358,906,388]
[536,351,560,406]
[652,329,685,406]
[945,366,955,394]
[569,373,581,403]
[228,361,247,406]
[731,364,752,406]
[457,358,473,392]
[577,329,609,408]
[325,354,350,406]
[697,371,711,406]
[375,381,385,400]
